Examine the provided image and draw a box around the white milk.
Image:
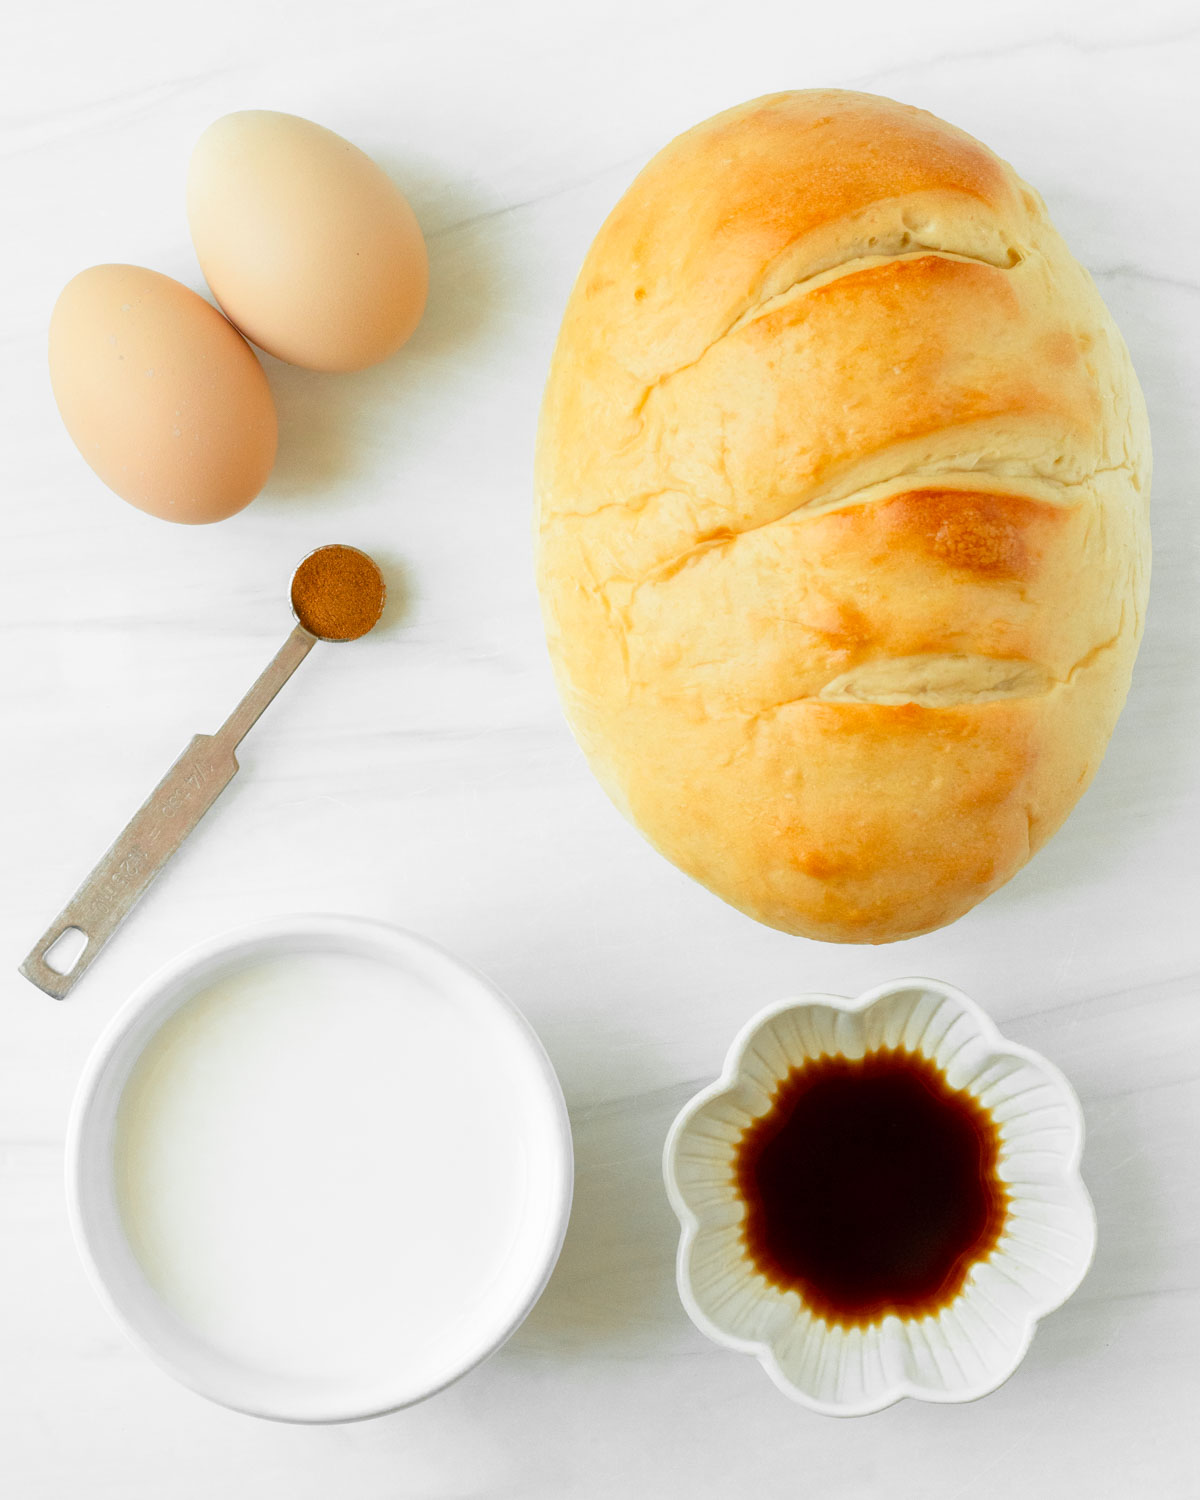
[113,952,538,1385]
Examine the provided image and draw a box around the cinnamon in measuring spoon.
[291,544,386,641]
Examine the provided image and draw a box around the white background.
[2,1,1198,1494]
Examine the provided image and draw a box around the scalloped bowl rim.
[663,976,1096,1416]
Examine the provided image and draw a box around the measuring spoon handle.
[20,625,315,999]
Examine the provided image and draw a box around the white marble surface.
[2,0,1198,1493]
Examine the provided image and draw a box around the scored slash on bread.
[535,89,1150,944]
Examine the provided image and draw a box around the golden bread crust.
[535,90,1151,943]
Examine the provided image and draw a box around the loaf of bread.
[535,90,1151,943]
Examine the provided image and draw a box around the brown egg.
[49,265,277,524]
[187,111,428,373]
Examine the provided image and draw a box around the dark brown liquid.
[734,1048,1008,1327]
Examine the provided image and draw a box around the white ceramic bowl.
[664,978,1095,1415]
[67,915,573,1423]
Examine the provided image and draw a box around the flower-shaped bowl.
[664,978,1095,1415]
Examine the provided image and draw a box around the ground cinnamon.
[290,545,386,641]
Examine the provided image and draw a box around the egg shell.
[49,265,278,524]
[187,111,428,373]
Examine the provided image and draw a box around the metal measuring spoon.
[20,545,386,1000]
